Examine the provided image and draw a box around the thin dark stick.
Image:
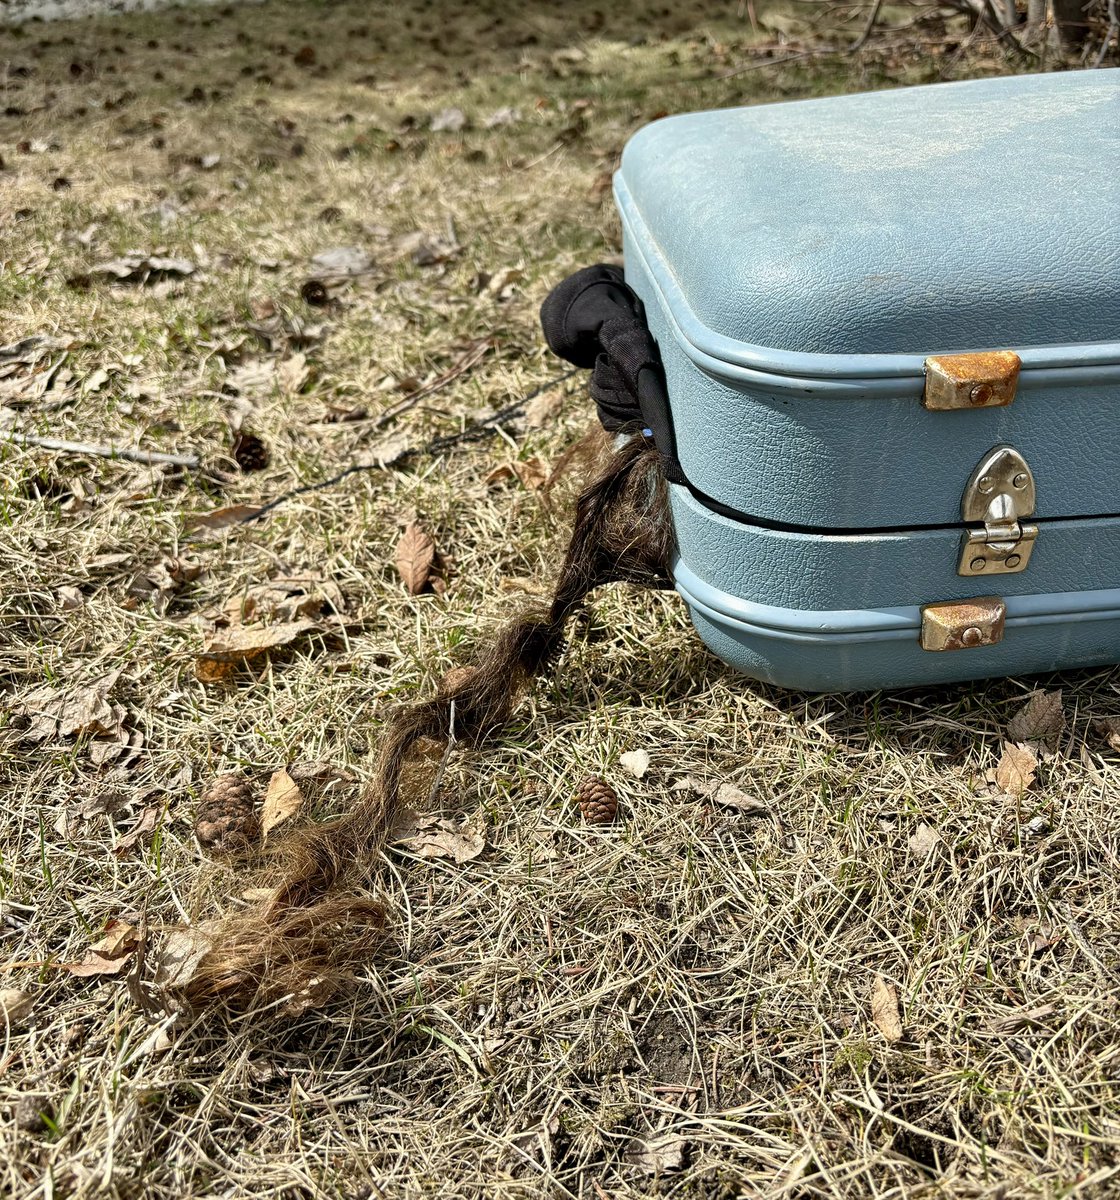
[1094,0,1119,67]
[849,0,885,51]
[712,48,827,80]
[1,431,200,468]
[368,337,495,432]
[428,699,457,806]
[241,368,580,524]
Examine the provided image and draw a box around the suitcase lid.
[616,71,1120,386]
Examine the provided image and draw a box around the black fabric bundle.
[540,264,684,484]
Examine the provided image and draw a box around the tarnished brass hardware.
[923,350,1021,411]
[957,445,1038,576]
[920,596,1006,651]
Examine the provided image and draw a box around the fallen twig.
[370,337,496,432]
[428,699,457,806]
[1,431,200,468]
[1093,0,1119,67]
[242,367,580,524]
[713,48,829,80]
[850,0,885,51]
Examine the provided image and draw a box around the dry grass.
[1,1,1118,1197]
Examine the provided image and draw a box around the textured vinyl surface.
[682,602,1120,692]
[627,231,1120,528]
[619,71,1120,356]
[669,486,1120,612]
[669,482,1120,689]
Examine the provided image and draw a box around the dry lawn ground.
[1,1,1118,1196]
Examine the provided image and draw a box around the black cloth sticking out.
[540,264,683,483]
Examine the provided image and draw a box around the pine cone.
[194,773,260,857]
[231,430,270,472]
[576,776,618,825]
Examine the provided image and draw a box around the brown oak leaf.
[260,768,305,838]
[870,975,903,1042]
[395,521,436,595]
[1007,690,1065,753]
[195,619,319,681]
[994,742,1038,795]
[63,919,141,977]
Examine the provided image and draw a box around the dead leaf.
[356,432,413,469]
[185,503,261,533]
[1007,690,1065,753]
[484,457,548,491]
[677,775,768,815]
[619,749,650,779]
[241,886,278,903]
[0,988,34,1027]
[13,670,124,744]
[523,384,568,428]
[286,759,359,802]
[0,334,70,362]
[499,575,546,595]
[511,1116,559,1160]
[286,761,356,784]
[483,106,520,128]
[626,1133,687,1174]
[224,358,277,396]
[221,575,343,626]
[587,170,614,203]
[130,554,203,612]
[395,521,436,595]
[870,975,903,1042]
[392,230,460,267]
[431,106,468,132]
[1093,716,1120,751]
[154,927,214,991]
[89,720,135,767]
[81,366,110,394]
[277,351,309,394]
[261,768,305,838]
[86,552,132,573]
[486,266,523,300]
[988,1002,1058,1033]
[393,811,485,864]
[114,805,160,856]
[907,823,939,860]
[1024,922,1062,956]
[309,245,375,277]
[63,919,141,978]
[195,619,319,681]
[91,254,196,284]
[994,742,1038,795]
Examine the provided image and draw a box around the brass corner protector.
[923,350,1021,411]
[920,596,1006,652]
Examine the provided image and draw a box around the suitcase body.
[615,70,1120,690]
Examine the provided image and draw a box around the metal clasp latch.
[923,350,1020,410]
[920,596,1006,651]
[958,446,1038,577]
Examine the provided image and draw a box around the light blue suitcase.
[614,69,1120,691]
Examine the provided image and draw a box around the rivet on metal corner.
[970,384,994,405]
[977,475,994,494]
[1012,473,1029,489]
[961,627,984,647]
[1006,553,1022,568]
[970,557,987,571]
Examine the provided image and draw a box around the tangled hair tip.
[182,433,674,1012]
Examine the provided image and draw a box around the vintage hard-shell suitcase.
[611,69,1120,691]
